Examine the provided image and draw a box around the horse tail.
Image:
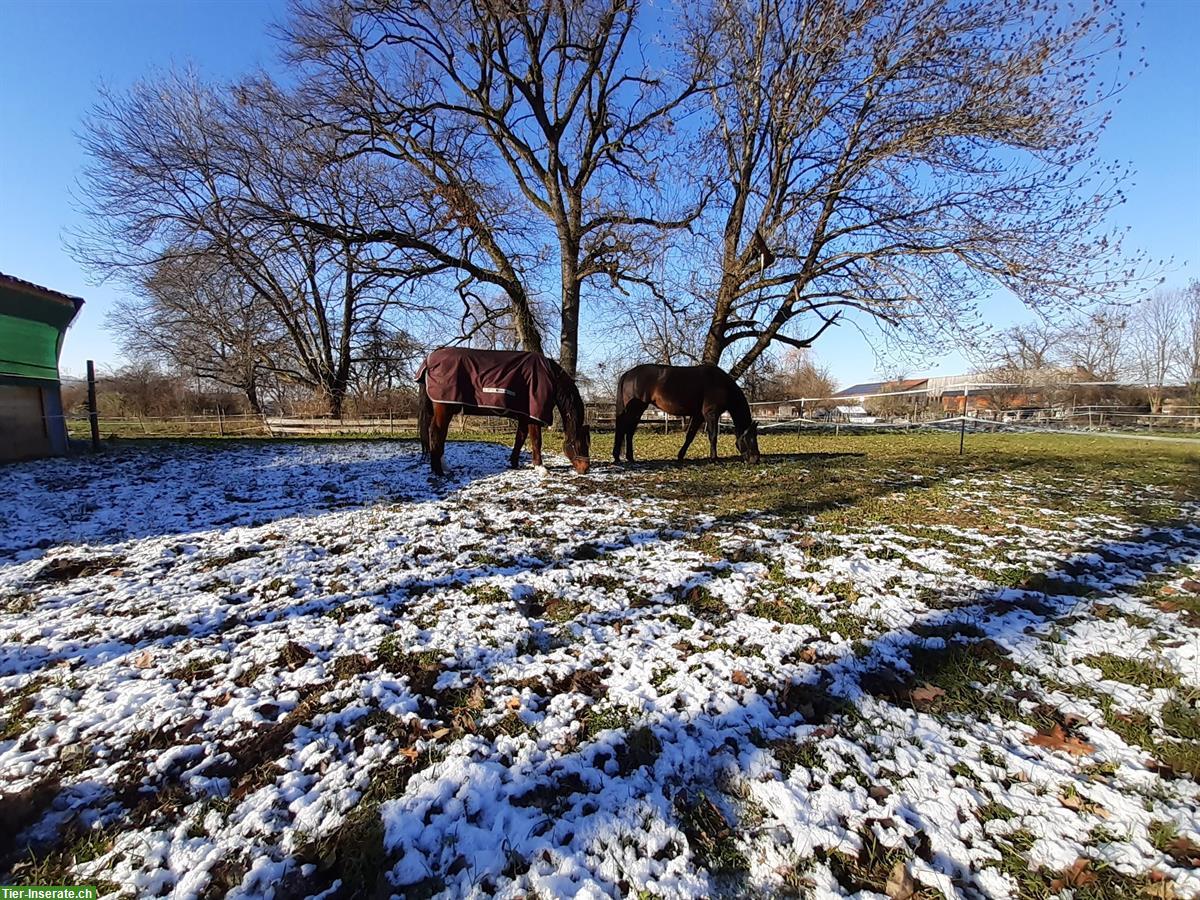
[614,369,627,418]
[417,379,432,456]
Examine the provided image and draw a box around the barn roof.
[832,378,928,398]
[0,272,85,310]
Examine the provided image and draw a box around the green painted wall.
[0,313,64,381]
[0,283,80,383]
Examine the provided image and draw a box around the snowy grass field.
[1,432,1198,899]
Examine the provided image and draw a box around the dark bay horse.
[613,364,761,464]
[417,347,590,477]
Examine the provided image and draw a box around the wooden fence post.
[959,387,969,455]
[86,360,100,451]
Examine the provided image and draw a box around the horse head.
[565,422,591,474]
[736,421,761,464]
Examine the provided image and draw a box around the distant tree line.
[981,282,1200,413]
[62,361,425,420]
[73,0,1146,416]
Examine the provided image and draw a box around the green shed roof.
[0,273,84,383]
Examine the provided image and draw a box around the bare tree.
[777,349,837,403]
[683,0,1143,378]
[107,252,284,413]
[1059,306,1127,383]
[347,321,424,412]
[993,322,1059,374]
[1178,280,1200,404]
[285,0,709,375]
[1128,289,1184,414]
[73,72,438,416]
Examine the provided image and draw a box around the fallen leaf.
[798,647,818,664]
[1030,724,1094,757]
[731,670,750,686]
[506,696,522,710]
[910,683,946,707]
[1060,791,1109,817]
[1166,836,1200,868]
[398,746,421,763]
[132,650,154,669]
[1181,579,1200,594]
[1061,792,1086,811]
[429,727,451,740]
[884,860,915,899]
[869,785,893,802]
[1050,858,1097,892]
[1142,881,1177,899]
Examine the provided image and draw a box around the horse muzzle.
[572,457,591,475]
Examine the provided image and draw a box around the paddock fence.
[60,376,1199,443]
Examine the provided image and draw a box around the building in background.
[0,273,84,461]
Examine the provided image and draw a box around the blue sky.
[1,0,1197,388]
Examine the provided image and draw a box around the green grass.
[463,583,510,605]
[747,596,869,639]
[682,585,730,623]
[590,431,1196,520]
[676,793,749,876]
[1100,690,1200,780]
[0,679,44,742]
[580,703,640,741]
[771,739,823,777]
[1081,653,1181,689]
[5,823,123,894]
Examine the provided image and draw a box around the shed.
[0,273,84,461]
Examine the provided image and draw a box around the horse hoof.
[534,465,549,477]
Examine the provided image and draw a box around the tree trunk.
[559,282,581,377]
[703,165,754,367]
[702,273,740,366]
[244,373,263,416]
[326,382,345,419]
[508,285,544,356]
[558,232,582,377]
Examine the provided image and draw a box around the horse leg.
[430,406,452,476]
[623,400,647,462]
[677,415,703,461]
[706,410,720,461]
[612,411,625,462]
[510,421,528,468]
[529,424,546,473]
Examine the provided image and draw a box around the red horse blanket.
[418,347,557,426]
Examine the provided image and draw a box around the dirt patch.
[33,555,124,583]
[0,776,61,855]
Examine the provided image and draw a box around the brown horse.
[417,347,590,477]
[613,364,761,464]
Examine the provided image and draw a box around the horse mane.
[545,357,586,446]
[724,375,755,432]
